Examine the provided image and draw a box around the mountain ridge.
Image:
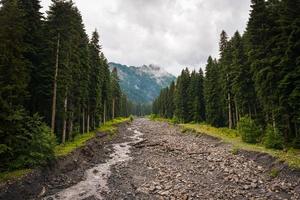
[108,62,176,103]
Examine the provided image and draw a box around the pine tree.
[204,57,224,127]
[111,68,121,119]
[18,0,44,114]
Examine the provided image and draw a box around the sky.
[40,0,251,76]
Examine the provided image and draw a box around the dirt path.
[1,118,300,200]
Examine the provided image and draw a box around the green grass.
[0,169,32,184]
[0,117,130,184]
[97,117,130,139]
[148,114,178,124]
[182,123,300,169]
[54,131,96,157]
[269,168,280,178]
[55,117,129,157]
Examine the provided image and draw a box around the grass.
[55,117,129,157]
[0,117,130,184]
[0,169,32,184]
[183,123,300,169]
[269,168,280,178]
[97,117,130,139]
[54,131,96,157]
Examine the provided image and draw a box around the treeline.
[153,0,300,149]
[0,0,131,171]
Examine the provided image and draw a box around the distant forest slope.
[109,62,176,104]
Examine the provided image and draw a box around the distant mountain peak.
[108,62,176,103]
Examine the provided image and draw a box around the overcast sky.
[40,0,251,75]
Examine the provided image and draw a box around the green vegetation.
[0,169,32,184]
[0,0,135,178]
[237,117,261,144]
[231,147,239,155]
[1,117,129,183]
[55,117,129,157]
[0,113,56,171]
[263,125,284,150]
[153,0,300,151]
[269,168,280,178]
[54,131,96,157]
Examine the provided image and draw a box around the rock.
[243,185,250,190]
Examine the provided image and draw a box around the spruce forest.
[0,0,136,171]
[1,0,300,198]
[153,0,300,150]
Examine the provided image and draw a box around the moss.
[0,169,32,183]
[269,168,280,178]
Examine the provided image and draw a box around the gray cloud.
[40,0,250,75]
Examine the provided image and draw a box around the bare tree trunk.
[235,98,239,123]
[68,112,73,141]
[62,95,68,143]
[103,100,106,123]
[87,112,90,133]
[112,98,115,119]
[272,110,276,131]
[51,33,60,134]
[228,93,232,129]
[82,108,85,134]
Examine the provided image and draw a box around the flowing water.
[44,127,143,200]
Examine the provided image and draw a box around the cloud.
[40,0,250,75]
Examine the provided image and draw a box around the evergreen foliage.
[0,0,133,172]
[237,116,261,144]
[263,125,284,149]
[153,0,300,149]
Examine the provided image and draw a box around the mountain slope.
[109,62,176,103]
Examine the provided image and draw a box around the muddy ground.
[1,118,300,200]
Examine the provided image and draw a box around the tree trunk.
[103,100,106,123]
[228,93,232,129]
[51,33,60,134]
[68,112,73,141]
[112,98,115,119]
[235,98,239,124]
[82,108,85,134]
[87,112,90,133]
[272,110,276,131]
[62,95,68,143]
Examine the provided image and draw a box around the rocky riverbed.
[105,119,300,200]
[1,118,299,200]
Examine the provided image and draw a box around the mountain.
[108,62,176,103]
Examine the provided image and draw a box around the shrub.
[237,116,261,143]
[263,124,284,149]
[0,110,56,171]
[129,115,134,122]
[170,116,180,124]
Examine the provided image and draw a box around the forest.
[153,0,300,150]
[0,0,140,171]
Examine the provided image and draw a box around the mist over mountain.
[109,62,176,104]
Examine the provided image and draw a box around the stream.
[45,127,144,200]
